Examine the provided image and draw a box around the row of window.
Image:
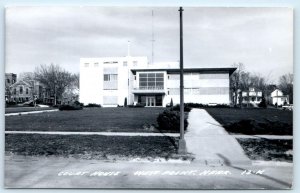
[139,73,164,89]
[167,73,228,80]
[84,61,138,68]
[168,87,229,95]
[6,79,16,84]
[11,86,30,95]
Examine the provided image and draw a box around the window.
[26,88,29,94]
[13,88,16,95]
[104,74,118,81]
[94,63,99,67]
[103,96,118,105]
[123,61,128,67]
[169,88,180,95]
[199,73,228,79]
[103,74,118,90]
[19,86,23,94]
[104,74,110,81]
[139,73,164,89]
[84,63,89,67]
[7,79,10,83]
[133,61,138,66]
[169,74,180,80]
[199,87,229,95]
[104,61,118,64]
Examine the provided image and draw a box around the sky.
[5,6,293,83]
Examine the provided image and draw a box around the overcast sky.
[5,6,293,83]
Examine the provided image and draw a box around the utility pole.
[178,6,187,154]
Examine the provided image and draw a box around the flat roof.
[131,67,237,75]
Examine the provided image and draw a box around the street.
[5,155,293,189]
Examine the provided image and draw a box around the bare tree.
[62,73,79,103]
[278,73,293,104]
[230,62,244,106]
[34,64,75,105]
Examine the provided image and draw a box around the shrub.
[85,103,101,107]
[124,97,127,107]
[258,97,267,108]
[170,104,191,112]
[157,110,188,132]
[185,103,230,108]
[59,104,83,111]
[74,101,84,107]
[128,103,145,108]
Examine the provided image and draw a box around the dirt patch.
[5,134,179,161]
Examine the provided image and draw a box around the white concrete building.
[80,56,236,107]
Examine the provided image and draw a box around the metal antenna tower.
[151,10,155,65]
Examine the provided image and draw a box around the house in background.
[241,87,262,105]
[270,89,289,106]
[7,77,53,104]
[5,73,17,101]
[80,55,236,107]
[9,80,33,103]
[232,87,262,106]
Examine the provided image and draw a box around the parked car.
[282,104,293,111]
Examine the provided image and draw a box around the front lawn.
[205,108,293,135]
[237,138,293,162]
[5,107,165,132]
[5,134,178,160]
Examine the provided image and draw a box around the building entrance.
[138,95,163,107]
[146,96,156,107]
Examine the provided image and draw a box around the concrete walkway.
[5,131,179,137]
[185,109,251,166]
[5,109,59,116]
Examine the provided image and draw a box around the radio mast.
[151,10,155,65]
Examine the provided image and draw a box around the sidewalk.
[185,109,251,166]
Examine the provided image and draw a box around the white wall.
[79,56,148,106]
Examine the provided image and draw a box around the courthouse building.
[79,56,236,107]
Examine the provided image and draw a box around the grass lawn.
[5,107,55,114]
[237,138,293,162]
[5,107,165,132]
[5,134,178,160]
[205,108,293,135]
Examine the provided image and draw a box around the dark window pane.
[156,73,164,78]
[148,82,155,86]
[139,78,147,81]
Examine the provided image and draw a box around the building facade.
[8,80,33,103]
[80,56,236,107]
[270,89,289,106]
[5,73,17,101]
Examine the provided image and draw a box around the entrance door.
[146,96,156,107]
